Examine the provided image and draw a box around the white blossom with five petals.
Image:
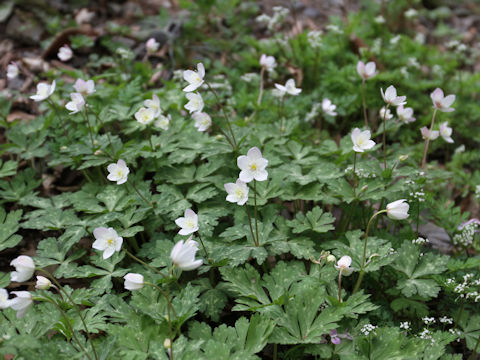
[351,128,375,153]
[237,147,268,183]
[431,88,455,112]
[175,209,199,235]
[183,63,205,92]
[274,79,301,96]
[30,80,56,102]
[10,255,35,282]
[135,107,156,125]
[381,85,407,106]
[439,122,453,143]
[322,98,337,116]
[192,112,212,132]
[396,105,415,123]
[107,159,129,185]
[92,227,123,259]
[65,93,85,114]
[260,54,277,72]
[185,93,204,113]
[224,179,249,205]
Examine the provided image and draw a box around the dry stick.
[37,268,99,360]
[245,205,258,246]
[254,180,260,245]
[361,79,368,128]
[382,104,390,169]
[421,108,438,169]
[257,67,265,106]
[206,82,237,148]
[353,209,387,293]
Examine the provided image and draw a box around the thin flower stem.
[353,209,387,293]
[362,79,369,128]
[128,181,153,207]
[245,204,258,246]
[416,201,420,238]
[254,180,259,245]
[338,271,343,302]
[145,282,176,360]
[45,298,94,360]
[90,108,115,156]
[37,268,98,360]
[257,67,265,106]
[82,108,95,150]
[47,99,71,142]
[421,108,438,169]
[280,96,285,132]
[124,248,168,280]
[196,233,211,263]
[211,121,235,150]
[382,104,390,169]
[353,152,357,198]
[206,81,237,149]
[467,335,480,360]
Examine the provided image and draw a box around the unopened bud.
[360,185,368,192]
[163,338,171,349]
[35,276,52,290]
[398,154,408,161]
[326,255,336,263]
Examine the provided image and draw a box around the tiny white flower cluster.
[256,6,289,31]
[387,247,397,255]
[475,185,480,200]
[422,316,435,325]
[447,272,480,302]
[449,328,462,341]
[409,190,425,202]
[344,166,377,179]
[446,40,468,54]
[360,324,377,336]
[418,328,434,342]
[326,24,343,35]
[305,102,321,122]
[307,30,323,49]
[439,316,453,324]
[399,321,410,330]
[241,73,259,83]
[453,221,478,247]
[412,237,429,245]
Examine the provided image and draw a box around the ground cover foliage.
[1,0,480,359]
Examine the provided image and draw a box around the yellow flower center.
[107,238,114,245]
[117,170,124,177]
[250,163,257,171]
[235,189,244,198]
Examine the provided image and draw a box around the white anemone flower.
[65,93,85,114]
[92,227,123,259]
[74,79,95,95]
[386,199,409,220]
[237,147,268,183]
[351,128,375,153]
[124,273,144,290]
[192,112,212,132]
[30,80,56,102]
[335,256,353,276]
[183,63,205,92]
[260,54,277,72]
[396,105,415,123]
[0,288,10,309]
[107,159,129,185]
[356,61,377,80]
[170,237,203,271]
[135,107,156,125]
[10,255,35,282]
[35,276,52,290]
[185,93,204,113]
[144,94,161,116]
[274,79,302,96]
[155,114,171,130]
[9,291,33,318]
[381,85,407,106]
[146,38,160,53]
[7,63,19,79]
[430,88,455,112]
[379,106,393,120]
[58,45,73,61]
[420,127,439,141]
[439,122,454,143]
[175,209,199,236]
[224,179,249,205]
[322,98,337,116]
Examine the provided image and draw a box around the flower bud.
[398,154,409,161]
[326,255,336,263]
[164,338,171,349]
[35,276,52,290]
